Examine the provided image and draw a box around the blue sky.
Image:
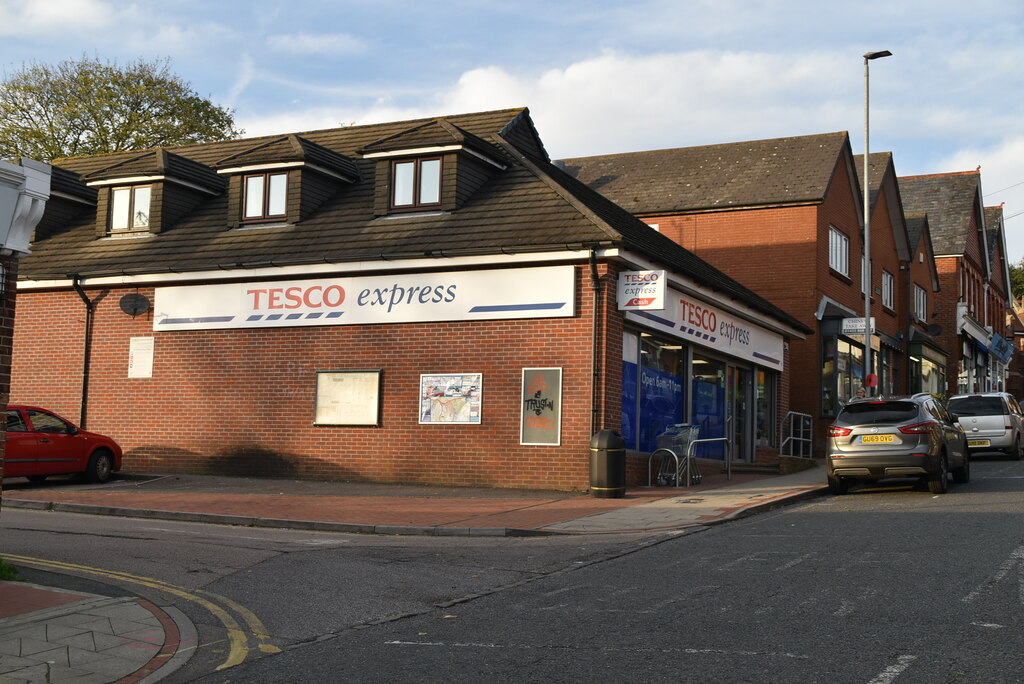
[2,0,1023,257]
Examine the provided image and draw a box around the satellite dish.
[926,323,943,337]
[119,293,150,317]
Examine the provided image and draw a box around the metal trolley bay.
[649,424,702,487]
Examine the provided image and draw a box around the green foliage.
[0,56,243,162]
[0,557,18,581]
[1010,258,1024,300]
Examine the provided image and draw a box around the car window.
[947,396,1005,416]
[1010,397,1023,415]
[837,401,919,424]
[26,410,72,434]
[5,409,27,432]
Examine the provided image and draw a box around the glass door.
[729,366,751,462]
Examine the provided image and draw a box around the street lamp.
[863,49,891,396]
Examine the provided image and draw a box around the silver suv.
[947,392,1024,459]
[826,394,968,495]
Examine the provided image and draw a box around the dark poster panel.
[521,368,561,445]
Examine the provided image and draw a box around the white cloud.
[267,32,367,56]
[0,0,112,35]
[942,136,1024,261]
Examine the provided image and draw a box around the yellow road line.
[6,554,252,670]
[198,589,282,654]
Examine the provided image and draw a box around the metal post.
[863,50,891,396]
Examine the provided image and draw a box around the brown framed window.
[391,157,441,210]
[243,172,288,221]
[110,185,151,232]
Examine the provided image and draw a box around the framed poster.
[521,368,562,445]
[314,370,382,426]
[419,374,482,424]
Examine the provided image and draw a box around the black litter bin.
[589,429,626,498]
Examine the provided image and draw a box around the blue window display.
[622,332,684,452]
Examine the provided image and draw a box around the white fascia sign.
[841,317,876,335]
[626,289,785,369]
[153,265,575,331]
[617,270,666,310]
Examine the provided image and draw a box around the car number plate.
[967,439,990,447]
[861,434,894,444]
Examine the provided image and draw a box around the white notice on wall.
[128,336,154,378]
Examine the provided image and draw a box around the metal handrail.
[780,411,813,457]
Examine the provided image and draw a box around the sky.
[2,0,1023,258]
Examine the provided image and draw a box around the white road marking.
[385,640,809,659]
[867,655,917,684]
[963,542,1024,604]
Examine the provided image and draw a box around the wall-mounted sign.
[127,336,154,378]
[314,370,382,426]
[617,270,666,310]
[625,289,785,369]
[419,374,482,424]
[153,266,575,331]
[520,368,562,445]
[841,317,876,335]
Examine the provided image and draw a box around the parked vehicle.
[3,405,122,483]
[946,392,1024,459]
[826,394,968,495]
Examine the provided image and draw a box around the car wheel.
[26,475,48,483]
[952,454,971,484]
[828,475,849,495]
[1009,436,1022,460]
[928,454,949,494]
[85,450,113,484]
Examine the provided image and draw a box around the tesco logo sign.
[247,285,347,310]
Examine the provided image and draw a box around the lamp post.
[862,49,891,396]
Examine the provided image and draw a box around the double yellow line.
[5,554,281,670]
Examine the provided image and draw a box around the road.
[4,455,1024,683]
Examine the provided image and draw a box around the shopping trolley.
[649,424,702,487]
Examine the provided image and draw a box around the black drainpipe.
[71,276,95,429]
[589,251,603,436]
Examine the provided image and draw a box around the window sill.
[236,221,290,231]
[103,231,153,240]
[829,269,853,285]
[376,210,449,221]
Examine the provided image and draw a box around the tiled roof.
[558,132,849,214]
[83,149,224,192]
[905,212,928,253]
[213,134,359,181]
[25,107,808,334]
[358,119,501,162]
[852,152,891,211]
[898,171,981,256]
[984,206,1003,263]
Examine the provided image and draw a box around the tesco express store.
[618,272,788,465]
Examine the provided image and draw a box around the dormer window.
[392,157,441,210]
[244,173,287,222]
[110,186,151,232]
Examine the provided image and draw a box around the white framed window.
[914,284,927,322]
[829,226,849,276]
[882,270,895,309]
[110,185,151,232]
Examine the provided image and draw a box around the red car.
[3,405,122,483]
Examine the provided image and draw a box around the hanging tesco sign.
[153,265,575,331]
[617,270,666,310]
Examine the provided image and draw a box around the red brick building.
[899,171,1013,395]
[10,109,808,490]
[562,137,937,453]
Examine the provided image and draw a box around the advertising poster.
[419,374,482,424]
[520,368,562,445]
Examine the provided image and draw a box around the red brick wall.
[12,263,613,491]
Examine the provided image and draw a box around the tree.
[1011,257,1024,301]
[0,56,242,162]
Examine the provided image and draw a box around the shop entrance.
[692,355,753,463]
